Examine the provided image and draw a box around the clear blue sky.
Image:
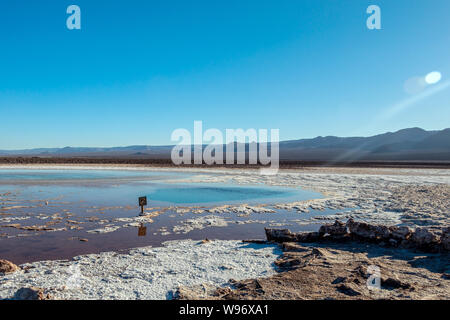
[1,0,449,149]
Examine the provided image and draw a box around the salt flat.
[0,165,449,300]
[0,240,281,300]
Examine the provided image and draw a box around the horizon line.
[1,126,448,151]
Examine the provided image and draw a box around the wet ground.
[0,168,333,264]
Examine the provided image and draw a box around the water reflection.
[138,223,147,237]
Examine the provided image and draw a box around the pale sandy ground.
[0,165,449,299]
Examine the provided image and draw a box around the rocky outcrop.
[0,259,19,274]
[175,241,450,300]
[265,219,449,253]
[295,231,321,242]
[13,287,51,300]
[346,219,391,240]
[411,227,440,250]
[265,228,297,242]
[389,226,412,241]
[319,220,347,237]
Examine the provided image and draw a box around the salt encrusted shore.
[0,240,281,300]
[1,165,449,300]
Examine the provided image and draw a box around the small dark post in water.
[138,196,147,214]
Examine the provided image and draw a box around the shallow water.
[0,169,185,181]
[0,169,318,207]
[0,168,336,264]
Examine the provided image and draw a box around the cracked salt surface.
[0,240,281,300]
[176,168,450,228]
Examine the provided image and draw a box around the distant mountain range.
[278,127,450,161]
[1,128,449,161]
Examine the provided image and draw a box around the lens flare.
[425,71,442,84]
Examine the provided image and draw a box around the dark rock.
[265,228,297,242]
[388,239,398,246]
[389,226,412,240]
[411,227,440,249]
[0,259,19,274]
[346,219,391,240]
[332,277,346,284]
[265,222,449,253]
[372,225,392,240]
[295,232,321,242]
[381,278,412,290]
[441,227,450,251]
[319,220,348,236]
[13,287,50,300]
[336,284,361,296]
